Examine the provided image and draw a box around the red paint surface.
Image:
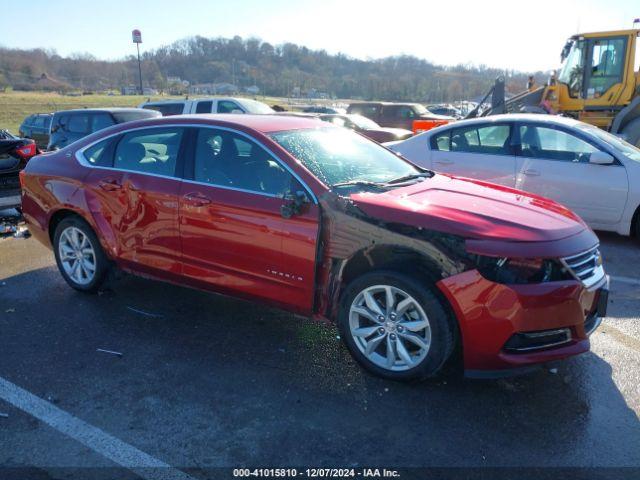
[21,115,604,373]
[437,269,599,371]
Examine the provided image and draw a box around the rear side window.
[195,101,213,113]
[114,128,184,176]
[386,106,415,119]
[349,104,379,118]
[83,138,114,167]
[67,114,90,134]
[33,116,46,128]
[143,103,183,116]
[450,124,511,155]
[431,131,451,151]
[43,116,52,129]
[91,113,115,132]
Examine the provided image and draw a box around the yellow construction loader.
[470,26,640,146]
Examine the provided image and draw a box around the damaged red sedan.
[20,114,608,380]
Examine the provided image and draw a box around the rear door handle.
[183,192,212,207]
[434,159,454,165]
[523,169,541,176]
[98,178,122,191]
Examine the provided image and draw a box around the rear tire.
[338,271,455,381]
[53,216,109,293]
[621,117,640,148]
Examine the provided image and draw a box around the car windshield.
[240,99,274,114]
[348,115,379,129]
[413,104,429,115]
[270,127,419,188]
[578,124,640,162]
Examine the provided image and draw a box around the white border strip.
[0,377,195,480]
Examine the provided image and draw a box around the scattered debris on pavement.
[126,306,164,318]
[96,348,123,357]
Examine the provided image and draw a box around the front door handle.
[434,159,454,165]
[523,169,541,176]
[98,178,122,191]
[183,192,212,207]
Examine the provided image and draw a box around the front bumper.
[437,269,606,374]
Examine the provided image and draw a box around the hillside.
[0,36,544,102]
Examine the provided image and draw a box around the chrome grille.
[561,246,605,290]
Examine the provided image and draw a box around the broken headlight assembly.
[474,256,572,284]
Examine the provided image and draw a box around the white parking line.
[0,377,195,480]
[610,275,640,286]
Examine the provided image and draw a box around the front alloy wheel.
[349,285,431,371]
[339,271,455,381]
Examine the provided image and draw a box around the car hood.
[370,127,413,137]
[349,174,588,244]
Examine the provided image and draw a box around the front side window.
[558,39,586,98]
[449,124,511,155]
[217,101,242,113]
[270,127,418,187]
[519,125,599,162]
[193,128,291,196]
[195,101,213,114]
[240,99,274,114]
[114,128,184,176]
[588,38,626,96]
[67,114,90,134]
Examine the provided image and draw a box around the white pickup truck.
[139,97,274,116]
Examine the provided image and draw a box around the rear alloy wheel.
[54,217,109,292]
[338,271,455,381]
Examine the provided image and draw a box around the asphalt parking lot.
[1,210,640,479]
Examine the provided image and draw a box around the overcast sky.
[2,0,638,71]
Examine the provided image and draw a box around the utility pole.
[132,29,143,95]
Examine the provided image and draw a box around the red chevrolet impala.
[20,114,609,380]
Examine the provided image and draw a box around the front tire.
[53,216,109,293]
[338,271,455,381]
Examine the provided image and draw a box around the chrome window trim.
[75,123,318,204]
[181,178,282,199]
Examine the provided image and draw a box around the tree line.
[0,36,546,102]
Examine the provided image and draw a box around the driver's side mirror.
[589,151,614,165]
[281,190,310,218]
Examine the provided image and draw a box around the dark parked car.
[0,130,38,210]
[48,108,160,150]
[19,113,52,150]
[303,106,347,114]
[347,102,453,130]
[21,115,607,381]
[319,113,413,142]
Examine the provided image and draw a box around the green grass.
[0,91,306,135]
[0,92,175,134]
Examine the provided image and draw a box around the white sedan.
[388,114,640,237]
